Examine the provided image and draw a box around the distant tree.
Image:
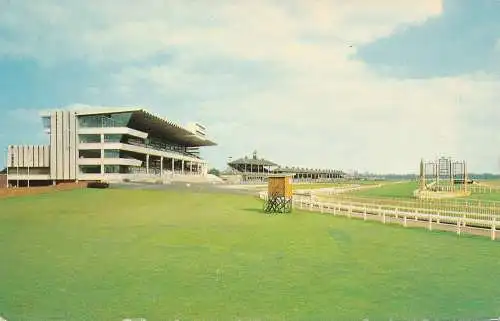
[0,168,6,174]
[208,168,221,176]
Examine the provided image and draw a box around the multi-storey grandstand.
[6,108,216,186]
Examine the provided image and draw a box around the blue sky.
[0,0,499,174]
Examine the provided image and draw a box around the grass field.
[348,180,500,202]
[348,181,418,199]
[291,180,381,191]
[2,189,500,320]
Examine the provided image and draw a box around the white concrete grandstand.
[6,107,216,186]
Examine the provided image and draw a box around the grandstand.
[223,151,344,183]
[6,108,216,186]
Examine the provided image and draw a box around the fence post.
[457,219,461,235]
[428,214,432,231]
[383,211,386,224]
[348,205,352,219]
[395,208,398,219]
[436,211,440,224]
[414,209,418,221]
[492,217,496,241]
[364,206,367,221]
[403,213,407,227]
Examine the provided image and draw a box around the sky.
[0,0,499,174]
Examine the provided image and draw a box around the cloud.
[2,0,500,173]
[0,0,442,64]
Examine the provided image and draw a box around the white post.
[160,157,163,177]
[171,158,175,174]
[428,214,432,231]
[403,213,407,227]
[383,211,386,224]
[146,154,149,174]
[457,219,461,235]
[100,134,105,177]
[492,217,496,241]
[364,206,367,221]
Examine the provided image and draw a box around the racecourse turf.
[1,188,500,320]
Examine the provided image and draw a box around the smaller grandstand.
[222,151,344,183]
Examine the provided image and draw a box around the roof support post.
[146,154,149,174]
[181,160,184,175]
[100,134,105,176]
[160,157,163,177]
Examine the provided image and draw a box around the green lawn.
[348,181,418,199]
[1,189,500,320]
[292,180,380,191]
[347,180,500,203]
[292,183,349,190]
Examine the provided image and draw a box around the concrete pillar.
[100,134,105,175]
[146,154,149,174]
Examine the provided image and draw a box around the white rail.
[258,192,499,240]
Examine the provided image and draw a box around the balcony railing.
[127,139,201,159]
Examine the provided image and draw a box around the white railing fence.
[258,191,499,241]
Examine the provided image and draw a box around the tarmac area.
[109,181,262,196]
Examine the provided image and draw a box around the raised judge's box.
[264,174,294,214]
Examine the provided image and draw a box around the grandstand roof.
[127,109,216,147]
[228,157,278,166]
[43,107,216,147]
[228,151,278,166]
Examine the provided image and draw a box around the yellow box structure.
[263,174,294,213]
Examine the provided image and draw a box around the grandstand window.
[104,165,120,173]
[42,116,50,129]
[78,112,132,128]
[104,150,120,158]
[79,134,101,143]
[79,165,101,174]
[104,134,123,143]
[79,150,100,158]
